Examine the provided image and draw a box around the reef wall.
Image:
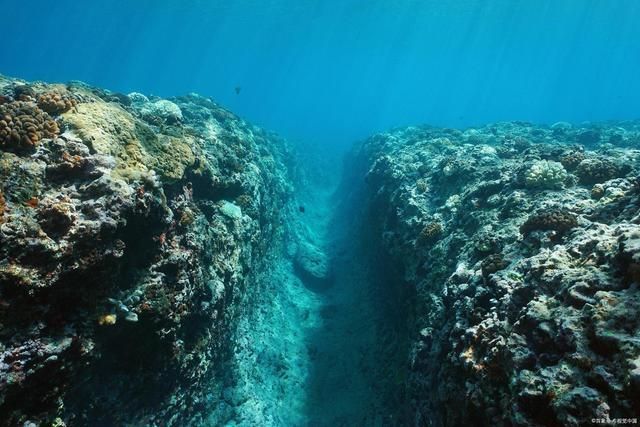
[353,122,640,426]
[0,76,293,425]
[3,73,640,426]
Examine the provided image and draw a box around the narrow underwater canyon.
[1,76,640,427]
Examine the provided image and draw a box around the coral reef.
[520,208,578,236]
[419,221,443,243]
[575,157,631,185]
[37,91,78,115]
[524,159,568,189]
[0,101,59,153]
[352,120,640,426]
[3,72,639,426]
[138,99,183,125]
[0,75,294,426]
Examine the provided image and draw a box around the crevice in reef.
[302,197,413,425]
[3,74,640,427]
[211,144,413,425]
[304,149,414,424]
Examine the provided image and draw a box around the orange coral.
[0,101,59,152]
[37,91,78,115]
[24,197,39,208]
[61,151,85,169]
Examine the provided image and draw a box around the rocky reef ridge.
[0,76,293,425]
[354,121,640,426]
[3,73,640,427]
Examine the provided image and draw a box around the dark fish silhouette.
[299,206,305,213]
[235,86,241,95]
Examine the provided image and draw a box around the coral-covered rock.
[138,99,183,125]
[575,157,630,185]
[559,150,586,171]
[0,101,59,153]
[37,91,78,115]
[481,253,508,277]
[419,221,443,243]
[0,75,294,426]
[350,120,640,426]
[37,197,76,238]
[520,208,578,235]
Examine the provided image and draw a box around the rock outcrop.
[4,73,640,427]
[353,121,640,426]
[0,76,293,426]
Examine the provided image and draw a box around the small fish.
[299,205,305,213]
[235,86,241,95]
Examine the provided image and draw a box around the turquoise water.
[2,0,640,148]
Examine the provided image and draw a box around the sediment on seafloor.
[0,75,295,425]
[350,122,640,426]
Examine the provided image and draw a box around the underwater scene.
[1,0,640,426]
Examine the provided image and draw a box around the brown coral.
[0,101,59,153]
[37,91,78,115]
[416,179,429,193]
[419,221,443,243]
[481,254,508,277]
[520,209,578,235]
[559,150,586,171]
[24,197,39,208]
[575,158,630,185]
[38,200,75,238]
[178,207,195,227]
[0,190,6,223]
[591,184,605,199]
[13,85,36,101]
[235,194,253,210]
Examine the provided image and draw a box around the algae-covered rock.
[0,75,294,426]
[352,120,640,426]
